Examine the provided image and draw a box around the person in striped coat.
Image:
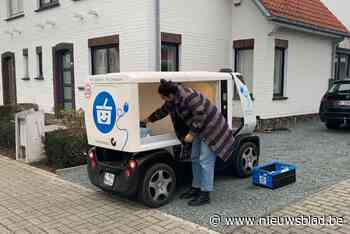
[144,79,235,206]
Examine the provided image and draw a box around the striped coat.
[148,84,234,161]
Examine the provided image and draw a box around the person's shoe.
[179,187,200,199]
[188,191,210,206]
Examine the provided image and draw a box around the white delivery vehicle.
[85,71,260,207]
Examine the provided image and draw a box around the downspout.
[155,0,161,71]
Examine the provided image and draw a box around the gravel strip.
[57,121,350,233]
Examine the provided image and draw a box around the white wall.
[160,0,233,71]
[0,0,157,112]
[232,0,333,119]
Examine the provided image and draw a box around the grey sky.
[321,0,350,28]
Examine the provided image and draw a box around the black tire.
[138,163,176,208]
[233,142,259,178]
[326,120,342,129]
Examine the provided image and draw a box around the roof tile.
[260,0,349,34]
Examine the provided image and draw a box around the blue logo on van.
[93,91,117,134]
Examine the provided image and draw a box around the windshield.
[329,82,350,93]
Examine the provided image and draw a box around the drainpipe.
[155,0,161,71]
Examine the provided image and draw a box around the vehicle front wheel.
[233,142,259,178]
[138,163,176,208]
[326,120,342,129]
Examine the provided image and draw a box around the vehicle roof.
[90,72,236,83]
[333,79,350,84]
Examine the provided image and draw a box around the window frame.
[234,47,254,99]
[273,39,288,100]
[161,42,180,72]
[36,0,59,12]
[161,32,181,72]
[335,52,350,80]
[233,39,255,100]
[273,47,286,98]
[7,0,24,20]
[91,44,120,75]
[22,48,30,80]
[35,46,44,80]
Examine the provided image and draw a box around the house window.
[8,0,23,17]
[91,46,119,75]
[36,46,43,79]
[161,33,181,71]
[89,35,120,75]
[234,39,254,97]
[273,48,285,97]
[22,49,29,80]
[273,39,288,98]
[335,52,350,80]
[39,0,58,8]
[161,43,179,71]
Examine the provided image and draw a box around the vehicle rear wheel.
[233,142,259,178]
[138,163,176,208]
[326,120,342,129]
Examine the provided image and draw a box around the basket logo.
[93,91,117,134]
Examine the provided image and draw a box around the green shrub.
[44,128,88,169]
[0,121,15,152]
[0,103,38,152]
[0,103,38,121]
[60,109,85,129]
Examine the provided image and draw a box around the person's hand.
[184,133,193,143]
[141,118,149,128]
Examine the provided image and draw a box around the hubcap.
[241,146,258,173]
[148,169,173,202]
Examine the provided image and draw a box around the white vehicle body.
[85,72,256,152]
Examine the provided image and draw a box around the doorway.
[53,43,75,114]
[1,52,17,105]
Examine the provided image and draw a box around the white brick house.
[0,0,349,121]
[322,0,350,81]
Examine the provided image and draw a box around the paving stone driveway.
[0,156,217,234]
[235,179,350,234]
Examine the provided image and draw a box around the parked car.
[320,79,350,129]
[85,71,260,207]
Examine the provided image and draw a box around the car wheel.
[326,120,342,129]
[138,163,176,208]
[233,142,259,178]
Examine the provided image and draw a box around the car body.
[320,79,350,129]
[85,71,260,207]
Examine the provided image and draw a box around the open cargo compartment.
[138,81,220,151]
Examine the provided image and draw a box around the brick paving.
[233,179,350,234]
[0,156,218,234]
[1,154,350,234]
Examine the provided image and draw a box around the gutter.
[155,0,161,71]
[252,0,271,17]
[268,16,350,38]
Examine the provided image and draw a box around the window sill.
[5,13,25,21]
[34,76,44,80]
[35,2,60,13]
[234,94,255,101]
[273,96,288,101]
[21,77,31,81]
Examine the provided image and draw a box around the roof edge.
[253,0,271,17]
[269,16,350,38]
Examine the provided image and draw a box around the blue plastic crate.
[253,162,296,189]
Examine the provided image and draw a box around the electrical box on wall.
[15,109,45,163]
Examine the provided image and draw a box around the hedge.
[44,128,88,169]
[0,103,39,152]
